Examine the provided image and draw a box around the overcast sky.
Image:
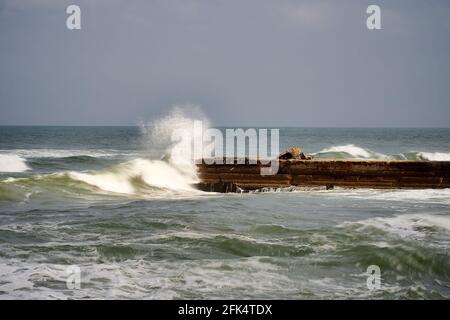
[1,0,449,127]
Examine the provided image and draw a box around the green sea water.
[0,125,449,299]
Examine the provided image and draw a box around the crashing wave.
[68,158,198,194]
[313,144,450,161]
[0,154,30,173]
[312,144,385,159]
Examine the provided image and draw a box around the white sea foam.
[341,213,450,239]
[69,158,198,194]
[417,152,450,161]
[366,189,450,202]
[313,144,384,159]
[313,145,450,161]
[322,145,372,158]
[140,105,209,168]
[0,257,294,299]
[333,188,450,204]
[0,154,30,173]
[68,107,208,195]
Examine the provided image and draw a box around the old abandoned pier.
[194,146,450,193]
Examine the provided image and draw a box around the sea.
[1,118,449,299]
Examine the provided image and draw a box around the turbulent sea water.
[1,123,450,299]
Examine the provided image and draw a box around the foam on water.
[69,158,198,194]
[417,152,450,161]
[365,189,450,203]
[0,154,30,173]
[67,108,207,195]
[2,126,450,299]
[313,144,386,159]
[341,213,450,239]
[317,144,373,158]
[313,144,450,161]
[315,188,450,205]
[0,107,210,197]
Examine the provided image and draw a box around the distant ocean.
[1,122,450,299]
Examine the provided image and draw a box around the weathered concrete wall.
[195,159,450,192]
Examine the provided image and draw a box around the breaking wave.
[0,154,30,173]
[1,121,449,200]
[68,158,198,194]
[313,144,450,161]
[0,107,208,199]
[415,152,450,161]
[1,159,201,201]
[313,144,382,159]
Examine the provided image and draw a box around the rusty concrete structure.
[195,158,450,193]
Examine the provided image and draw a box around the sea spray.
[140,106,281,175]
[140,106,210,178]
[65,107,210,195]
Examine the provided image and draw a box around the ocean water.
[1,123,450,299]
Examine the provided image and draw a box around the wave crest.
[416,152,450,161]
[68,158,198,194]
[313,144,450,161]
[0,154,30,173]
[313,144,383,159]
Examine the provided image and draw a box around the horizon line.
[1,124,450,129]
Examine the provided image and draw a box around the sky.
[0,0,449,127]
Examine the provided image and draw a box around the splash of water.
[68,106,210,195]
